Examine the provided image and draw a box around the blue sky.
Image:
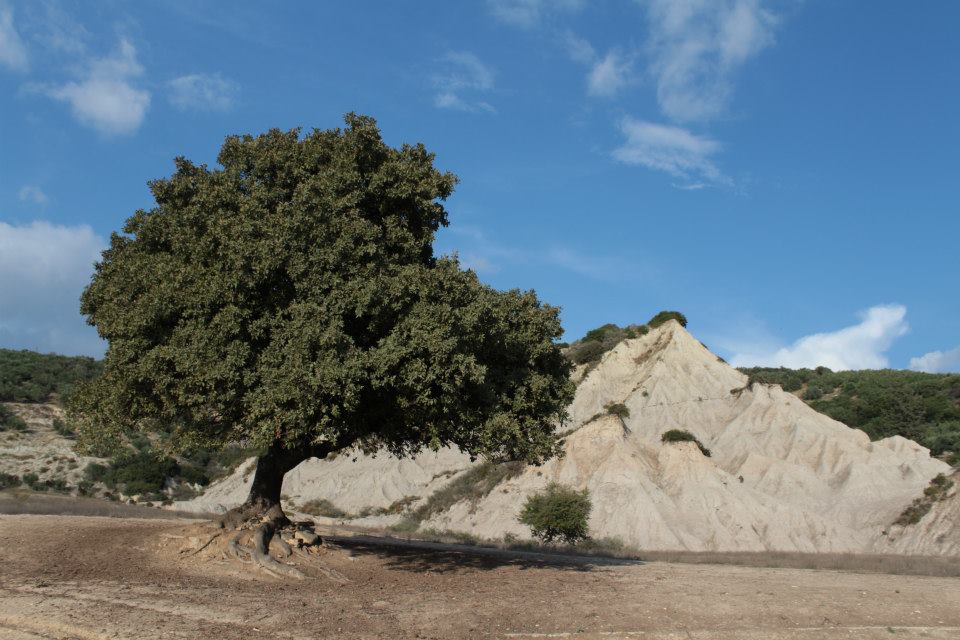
[1,1,958,372]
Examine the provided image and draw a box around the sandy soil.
[1,514,959,639]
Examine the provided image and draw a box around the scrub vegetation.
[562,310,686,367]
[661,429,711,457]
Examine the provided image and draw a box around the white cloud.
[42,38,150,135]
[587,51,633,97]
[168,73,239,111]
[642,0,777,122]
[488,0,585,28]
[18,185,49,206]
[613,117,726,186]
[0,221,106,356]
[910,347,960,374]
[432,51,497,113]
[730,304,910,371]
[0,1,28,71]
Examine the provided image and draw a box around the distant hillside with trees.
[0,349,103,403]
[739,367,960,458]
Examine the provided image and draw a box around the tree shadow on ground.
[327,536,643,574]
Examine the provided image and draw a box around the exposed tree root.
[272,534,293,558]
[170,493,351,581]
[249,520,305,579]
[181,532,220,557]
[227,529,250,563]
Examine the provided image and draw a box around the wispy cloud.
[729,304,910,371]
[488,0,585,28]
[0,220,106,356]
[561,30,595,64]
[442,226,634,282]
[0,1,28,72]
[25,1,88,55]
[587,50,634,98]
[613,117,727,186]
[543,246,633,281]
[18,185,49,206]
[642,0,778,122]
[560,32,635,99]
[35,38,150,135]
[168,73,239,112]
[910,346,960,374]
[432,51,496,114]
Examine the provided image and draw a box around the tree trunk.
[215,439,342,580]
[244,443,301,517]
[220,439,335,530]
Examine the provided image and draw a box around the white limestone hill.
[180,320,955,554]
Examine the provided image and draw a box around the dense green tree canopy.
[72,114,574,470]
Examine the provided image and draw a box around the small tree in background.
[519,482,592,544]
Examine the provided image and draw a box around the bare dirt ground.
[1,513,960,640]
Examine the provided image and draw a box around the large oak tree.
[72,114,574,548]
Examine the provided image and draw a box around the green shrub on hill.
[0,404,28,432]
[52,417,76,438]
[518,482,592,544]
[89,451,180,497]
[924,421,960,458]
[647,310,687,328]
[568,340,606,365]
[661,429,711,457]
[0,472,21,489]
[605,402,630,419]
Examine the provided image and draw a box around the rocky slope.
[182,320,955,553]
[0,403,102,488]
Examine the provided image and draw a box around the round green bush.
[569,341,606,365]
[924,421,960,456]
[804,386,824,400]
[0,472,21,490]
[518,482,592,544]
[605,402,630,419]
